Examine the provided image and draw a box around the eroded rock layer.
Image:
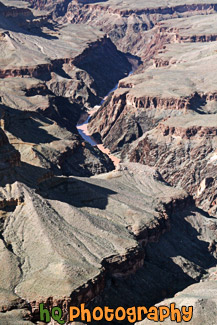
[128,115,217,216]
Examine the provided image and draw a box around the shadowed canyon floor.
[0,0,216,324]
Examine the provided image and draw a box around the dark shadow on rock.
[0,3,57,40]
[125,52,143,71]
[0,160,55,188]
[37,175,117,210]
[189,92,207,114]
[1,105,59,144]
[57,141,115,177]
[53,65,72,80]
[1,95,81,137]
[0,157,116,211]
[74,38,131,97]
[0,136,114,200]
[43,96,82,128]
[0,103,114,181]
[193,206,217,220]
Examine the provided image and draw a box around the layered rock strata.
[128,115,217,216]
[61,0,217,55]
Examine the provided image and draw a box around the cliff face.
[0,126,21,175]
[88,32,217,154]
[0,0,50,32]
[0,23,130,102]
[0,1,32,18]
[26,0,70,15]
[128,116,217,216]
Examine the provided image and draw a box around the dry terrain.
[0,0,216,324]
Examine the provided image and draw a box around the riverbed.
[76,74,133,167]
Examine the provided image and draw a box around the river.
[76,72,133,167]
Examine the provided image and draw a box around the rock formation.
[0,0,131,177]
[128,115,217,216]
[0,162,193,323]
[87,3,217,218]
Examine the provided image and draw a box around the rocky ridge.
[0,162,196,323]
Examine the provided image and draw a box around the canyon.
[0,0,216,324]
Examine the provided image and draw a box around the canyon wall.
[88,7,217,219]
